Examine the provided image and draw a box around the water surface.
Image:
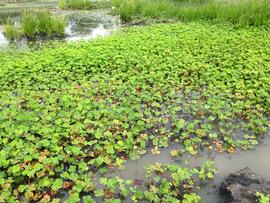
[107,137,270,202]
[0,2,120,49]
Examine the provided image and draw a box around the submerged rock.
[220,167,270,203]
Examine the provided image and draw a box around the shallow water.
[64,10,120,42]
[1,2,269,203]
[106,137,270,202]
[0,0,57,23]
[0,28,7,46]
[0,2,120,49]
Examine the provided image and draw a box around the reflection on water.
[66,24,110,41]
[0,29,8,46]
[107,137,270,203]
[0,8,121,48]
[64,11,120,42]
[0,10,20,24]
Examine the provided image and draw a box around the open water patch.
[104,137,270,202]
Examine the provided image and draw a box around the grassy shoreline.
[112,0,270,27]
[58,0,111,10]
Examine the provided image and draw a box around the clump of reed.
[4,10,66,40]
[4,18,21,40]
[58,0,92,10]
[22,10,36,38]
[112,0,270,27]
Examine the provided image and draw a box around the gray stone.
[220,167,270,203]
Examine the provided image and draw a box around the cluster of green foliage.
[58,0,93,10]
[4,10,65,40]
[95,161,216,203]
[112,0,270,26]
[0,22,269,201]
[257,192,270,203]
[3,18,20,40]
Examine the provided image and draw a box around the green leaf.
[52,178,63,191]
[176,119,186,129]
[69,146,81,155]
[11,165,21,174]
[106,145,115,154]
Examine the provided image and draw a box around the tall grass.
[59,0,92,10]
[52,16,66,36]
[22,10,66,38]
[22,10,36,38]
[4,10,66,39]
[112,0,270,26]
[4,18,20,40]
[37,11,53,36]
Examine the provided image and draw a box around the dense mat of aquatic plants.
[0,22,269,201]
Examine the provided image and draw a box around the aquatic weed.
[0,22,269,201]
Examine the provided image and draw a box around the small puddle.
[105,137,270,202]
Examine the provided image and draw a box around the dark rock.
[220,167,270,203]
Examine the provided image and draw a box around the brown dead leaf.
[63,181,73,189]
[104,190,114,199]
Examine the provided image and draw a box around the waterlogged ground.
[0,1,120,48]
[27,136,270,202]
[0,14,269,203]
[108,137,270,202]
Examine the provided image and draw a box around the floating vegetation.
[95,161,216,202]
[112,0,270,26]
[0,22,269,202]
[4,10,66,40]
[257,192,270,203]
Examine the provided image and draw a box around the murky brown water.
[105,137,270,202]
[1,2,269,202]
